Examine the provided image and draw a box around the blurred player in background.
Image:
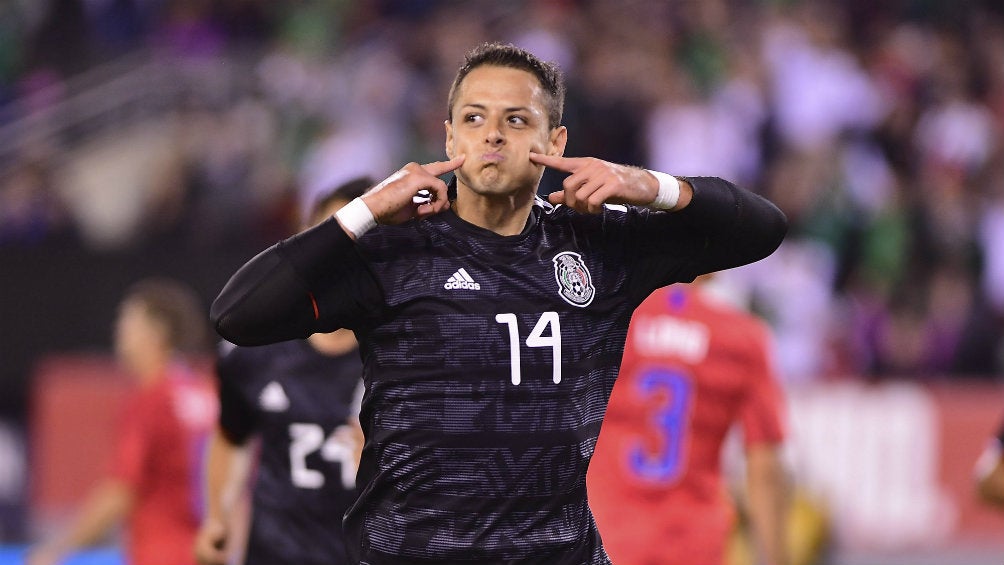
[28,278,217,565]
[974,416,1004,508]
[588,276,790,565]
[193,178,370,565]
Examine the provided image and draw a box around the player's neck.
[307,329,357,356]
[452,187,535,236]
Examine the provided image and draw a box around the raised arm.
[529,152,787,282]
[210,157,464,346]
[671,174,787,275]
[210,222,349,346]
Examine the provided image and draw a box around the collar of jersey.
[441,175,547,241]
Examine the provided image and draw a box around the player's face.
[114,299,166,379]
[445,65,566,198]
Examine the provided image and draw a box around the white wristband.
[646,169,680,210]
[335,197,377,239]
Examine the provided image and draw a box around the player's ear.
[548,125,567,157]
[444,120,455,159]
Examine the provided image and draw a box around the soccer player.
[28,278,216,565]
[193,179,369,565]
[210,42,788,563]
[974,417,1004,508]
[587,278,790,565]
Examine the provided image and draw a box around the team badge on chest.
[553,251,595,307]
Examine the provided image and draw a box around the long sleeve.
[210,217,381,346]
[624,176,787,297]
[675,176,788,274]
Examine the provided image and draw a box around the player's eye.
[507,115,527,126]
[464,113,483,124]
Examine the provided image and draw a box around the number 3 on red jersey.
[627,368,693,484]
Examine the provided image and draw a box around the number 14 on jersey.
[495,311,561,385]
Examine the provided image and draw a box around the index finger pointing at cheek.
[529,152,579,173]
[422,155,466,177]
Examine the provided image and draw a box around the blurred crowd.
[2,0,1004,384]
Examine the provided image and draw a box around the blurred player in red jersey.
[588,276,790,565]
[28,278,217,565]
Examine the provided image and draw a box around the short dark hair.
[305,176,373,228]
[447,42,565,129]
[124,277,210,355]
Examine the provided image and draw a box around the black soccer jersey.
[212,176,787,564]
[217,339,363,565]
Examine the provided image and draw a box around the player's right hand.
[193,518,229,565]
[361,156,465,225]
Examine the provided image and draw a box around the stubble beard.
[460,164,510,196]
[456,162,542,203]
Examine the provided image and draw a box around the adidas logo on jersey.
[444,268,481,290]
[259,381,290,412]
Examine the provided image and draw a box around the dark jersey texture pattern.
[218,339,363,565]
[212,176,788,564]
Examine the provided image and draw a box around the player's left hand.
[529,153,659,214]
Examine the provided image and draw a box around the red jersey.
[588,285,787,565]
[109,363,216,565]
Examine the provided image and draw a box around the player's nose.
[485,123,505,145]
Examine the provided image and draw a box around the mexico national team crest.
[553,251,595,307]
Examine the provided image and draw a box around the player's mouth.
[481,152,505,163]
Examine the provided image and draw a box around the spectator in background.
[295,46,412,217]
[23,0,91,78]
[0,157,76,246]
[193,179,368,565]
[588,276,791,565]
[27,278,217,565]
